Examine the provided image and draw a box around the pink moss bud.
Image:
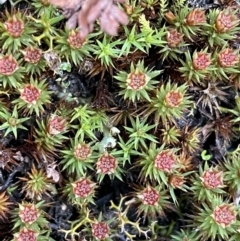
[192,52,211,70]
[165,90,183,108]
[200,169,224,189]
[169,175,184,189]
[166,29,183,48]
[23,47,42,64]
[14,228,38,241]
[5,14,24,38]
[19,203,39,224]
[215,9,239,33]
[138,185,159,206]
[126,69,149,90]
[74,143,92,160]
[92,222,109,240]
[67,30,86,49]
[72,178,95,198]
[218,48,239,67]
[0,54,18,76]
[47,115,67,135]
[19,84,41,104]
[154,150,176,173]
[186,9,206,26]
[212,203,236,228]
[96,153,117,174]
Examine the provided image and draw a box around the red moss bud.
[74,143,92,160]
[67,30,86,49]
[166,29,183,48]
[192,52,211,70]
[92,222,109,240]
[154,150,176,173]
[23,47,42,64]
[200,169,224,189]
[215,9,239,33]
[186,9,206,26]
[72,178,95,198]
[5,14,24,38]
[126,70,149,90]
[212,204,236,228]
[19,203,39,224]
[47,115,67,135]
[96,153,117,174]
[165,91,183,108]
[138,185,159,206]
[218,48,239,67]
[0,54,18,76]
[19,84,41,104]
[14,228,38,241]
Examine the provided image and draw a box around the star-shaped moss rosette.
[123,0,143,21]
[13,227,38,241]
[114,60,161,102]
[21,46,46,76]
[12,201,48,231]
[0,191,12,221]
[91,34,122,70]
[191,161,225,202]
[96,151,124,183]
[187,197,240,241]
[0,10,36,53]
[82,212,115,241]
[138,143,179,185]
[55,28,94,66]
[111,135,140,167]
[124,116,158,151]
[223,149,240,193]
[12,78,52,116]
[181,126,202,155]
[0,106,30,139]
[168,6,207,40]
[215,8,240,34]
[19,164,54,200]
[159,27,188,61]
[34,114,69,154]
[28,10,64,50]
[13,227,52,241]
[201,8,240,47]
[0,54,24,88]
[179,49,216,84]
[91,221,110,241]
[62,176,97,206]
[140,81,192,126]
[71,105,108,140]
[130,184,172,221]
[160,124,181,146]
[212,47,240,80]
[168,170,194,205]
[31,0,58,17]
[61,136,97,177]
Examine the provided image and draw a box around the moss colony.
[1,0,240,241]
